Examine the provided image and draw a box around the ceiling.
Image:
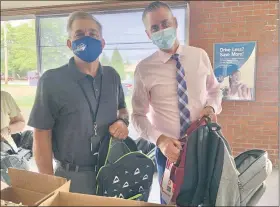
[1,1,98,10]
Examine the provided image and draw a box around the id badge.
[90,123,99,153]
[90,134,100,153]
[161,160,174,204]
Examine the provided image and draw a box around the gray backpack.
[1,140,30,185]
[216,147,272,206]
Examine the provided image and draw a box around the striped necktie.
[172,53,191,137]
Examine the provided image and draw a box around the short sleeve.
[28,74,58,130]
[5,93,21,118]
[118,76,127,110]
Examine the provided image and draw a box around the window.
[38,16,71,71]
[37,7,187,70]
[1,19,37,129]
[37,6,188,138]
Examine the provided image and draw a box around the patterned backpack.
[96,136,155,202]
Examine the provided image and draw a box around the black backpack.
[174,119,272,206]
[134,138,156,171]
[1,140,31,185]
[11,130,34,151]
[96,135,155,202]
[135,137,156,155]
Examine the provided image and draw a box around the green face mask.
[151,27,177,50]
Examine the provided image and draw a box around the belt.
[56,161,96,172]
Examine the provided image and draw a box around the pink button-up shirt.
[131,45,222,143]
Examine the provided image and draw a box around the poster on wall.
[213,41,257,101]
[27,71,40,86]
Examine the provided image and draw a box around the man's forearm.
[8,114,25,134]
[131,113,162,144]
[9,121,25,134]
[33,129,54,175]
[1,116,25,139]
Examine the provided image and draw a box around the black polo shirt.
[28,57,126,166]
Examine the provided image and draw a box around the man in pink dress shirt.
[131,1,222,202]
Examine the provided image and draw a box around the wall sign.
[28,71,40,86]
[213,41,257,101]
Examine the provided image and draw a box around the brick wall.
[189,1,279,165]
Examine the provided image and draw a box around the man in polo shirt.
[28,11,129,195]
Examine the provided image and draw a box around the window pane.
[1,19,37,129]
[95,8,186,44]
[39,16,68,47]
[41,46,72,71]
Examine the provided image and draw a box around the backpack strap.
[191,123,211,205]
[175,117,208,167]
[96,135,138,172]
[96,134,111,172]
[123,137,138,152]
[179,116,209,142]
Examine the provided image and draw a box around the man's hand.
[109,120,129,140]
[156,135,182,163]
[200,106,217,122]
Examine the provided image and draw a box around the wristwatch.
[117,118,129,127]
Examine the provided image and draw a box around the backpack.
[1,140,31,185]
[135,138,156,171]
[96,135,155,202]
[135,138,156,154]
[169,118,272,206]
[11,130,34,151]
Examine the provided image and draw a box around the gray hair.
[67,11,102,37]
[142,1,173,23]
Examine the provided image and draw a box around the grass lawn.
[1,84,36,107]
[1,83,133,122]
[1,84,36,122]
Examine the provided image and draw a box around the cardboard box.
[40,191,175,206]
[1,168,70,206]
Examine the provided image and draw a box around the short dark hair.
[142,1,173,22]
[67,11,102,37]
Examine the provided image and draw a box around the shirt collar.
[68,57,103,81]
[158,44,185,64]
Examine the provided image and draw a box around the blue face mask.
[151,27,177,50]
[72,36,102,63]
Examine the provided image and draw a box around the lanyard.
[78,75,103,136]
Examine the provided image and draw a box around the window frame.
[1,1,188,17]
